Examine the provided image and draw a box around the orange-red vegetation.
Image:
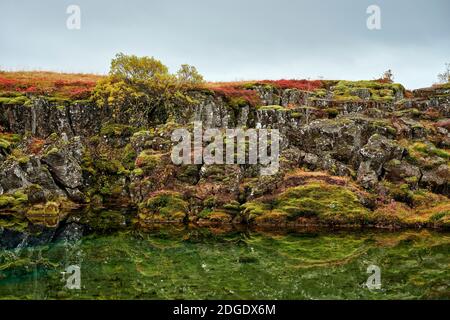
[2,71,326,104]
[0,71,103,98]
[209,85,260,106]
[28,138,46,154]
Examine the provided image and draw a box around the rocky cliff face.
[0,80,449,248]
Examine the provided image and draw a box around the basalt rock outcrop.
[0,79,449,247]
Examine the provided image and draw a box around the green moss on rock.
[135,151,163,173]
[332,80,404,102]
[0,191,28,209]
[0,195,16,208]
[100,123,135,138]
[258,105,287,111]
[244,182,370,225]
[0,133,21,151]
[411,142,449,160]
[138,191,188,223]
[0,139,10,150]
[0,95,30,106]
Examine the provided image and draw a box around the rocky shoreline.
[1,76,449,249]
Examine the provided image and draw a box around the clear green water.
[0,227,449,300]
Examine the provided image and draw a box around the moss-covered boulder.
[243,182,370,226]
[138,191,189,224]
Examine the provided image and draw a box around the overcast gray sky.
[1,0,449,89]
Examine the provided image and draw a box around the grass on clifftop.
[0,69,436,108]
[331,80,405,102]
[0,69,410,103]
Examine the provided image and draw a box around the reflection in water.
[0,226,449,300]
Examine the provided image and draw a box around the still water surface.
[0,227,449,299]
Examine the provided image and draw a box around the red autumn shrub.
[22,86,41,94]
[206,79,323,106]
[210,85,260,106]
[54,79,96,99]
[0,72,102,99]
[54,80,66,88]
[54,80,96,88]
[0,76,19,90]
[68,87,93,100]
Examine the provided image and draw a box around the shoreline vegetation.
[0,54,449,248]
